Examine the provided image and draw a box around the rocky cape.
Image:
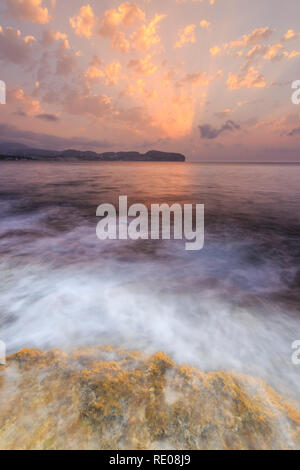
[0,143,185,162]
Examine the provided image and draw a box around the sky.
[0,0,300,161]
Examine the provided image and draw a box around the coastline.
[0,150,186,163]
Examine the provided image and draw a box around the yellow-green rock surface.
[1,347,300,450]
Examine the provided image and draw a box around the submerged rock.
[0,347,300,450]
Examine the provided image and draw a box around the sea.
[0,161,299,401]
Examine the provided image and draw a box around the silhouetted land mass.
[0,143,185,162]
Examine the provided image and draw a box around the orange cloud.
[150,90,195,138]
[229,27,274,48]
[227,67,266,90]
[284,50,300,59]
[41,29,69,48]
[6,0,50,24]
[200,20,211,29]
[85,57,123,86]
[263,42,283,60]
[175,24,196,48]
[104,61,122,85]
[98,2,146,52]
[99,1,145,32]
[8,86,41,115]
[282,29,298,41]
[131,14,166,51]
[127,55,157,76]
[70,4,95,38]
[85,56,104,83]
[210,45,221,56]
[122,68,196,139]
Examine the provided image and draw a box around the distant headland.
[0,143,185,162]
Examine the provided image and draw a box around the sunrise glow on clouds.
[0,0,300,160]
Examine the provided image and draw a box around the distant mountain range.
[0,142,185,162]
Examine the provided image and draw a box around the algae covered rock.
[0,347,300,450]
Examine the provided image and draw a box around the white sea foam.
[0,237,299,401]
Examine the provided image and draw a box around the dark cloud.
[0,26,35,64]
[14,111,27,117]
[36,113,60,122]
[214,110,232,119]
[198,120,241,139]
[287,127,300,137]
[0,122,112,151]
[270,80,291,88]
[56,43,77,76]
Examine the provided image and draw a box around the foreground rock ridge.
[0,149,186,162]
[0,347,300,450]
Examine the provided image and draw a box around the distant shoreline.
[1,157,300,164]
[0,149,186,163]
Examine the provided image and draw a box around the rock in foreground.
[0,347,300,450]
